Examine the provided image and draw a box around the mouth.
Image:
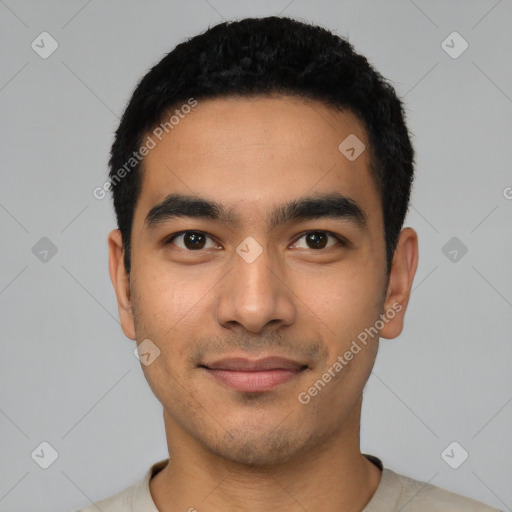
[199,356,308,393]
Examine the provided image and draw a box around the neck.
[149,397,382,512]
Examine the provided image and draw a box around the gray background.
[0,1,511,511]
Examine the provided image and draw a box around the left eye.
[166,231,218,251]
[292,231,344,250]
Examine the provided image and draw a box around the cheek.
[133,266,219,380]
[304,271,383,407]
[297,265,384,339]
[135,265,210,332]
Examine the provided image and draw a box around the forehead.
[134,95,382,231]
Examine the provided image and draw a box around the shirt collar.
[135,455,401,512]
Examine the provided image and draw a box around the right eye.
[165,231,220,251]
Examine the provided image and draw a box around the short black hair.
[108,16,414,276]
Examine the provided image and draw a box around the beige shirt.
[76,455,501,511]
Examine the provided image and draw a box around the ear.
[108,229,136,340]
[380,227,419,339]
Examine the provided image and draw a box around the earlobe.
[108,229,136,340]
[380,227,419,340]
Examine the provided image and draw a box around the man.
[79,16,499,512]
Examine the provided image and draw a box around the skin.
[108,95,418,512]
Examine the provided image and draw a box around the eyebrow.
[144,192,368,233]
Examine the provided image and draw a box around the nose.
[215,240,296,334]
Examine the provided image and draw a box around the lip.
[200,356,308,392]
[203,356,307,371]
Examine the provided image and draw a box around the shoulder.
[73,458,167,511]
[74,482,135,512]
[392,470,501,511]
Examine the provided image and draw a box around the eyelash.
[164,230,348,251]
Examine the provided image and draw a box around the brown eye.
[292,231,344,250]
[305,232,328,249]
[167,231,217,251]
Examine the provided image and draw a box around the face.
[109,95,417,466]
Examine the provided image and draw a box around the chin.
[202,421,307,468]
